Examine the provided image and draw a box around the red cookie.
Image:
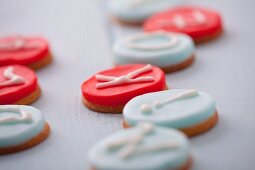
[144,6,223,43]
[81,64,167,113]
[0,35,52,69]
[0,65,41,104]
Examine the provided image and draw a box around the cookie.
[88,122,191,170]
[113,31,195,73]
[0,105,50,154]
[144,6,223,43]
[108,0,184,25]
[0,65,41,105]
[0,35,52,69]
[123,89,218,137]
[81,64,167,113]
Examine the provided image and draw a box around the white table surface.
[0,0,255,170]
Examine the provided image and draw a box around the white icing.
[0,66,25,87]
[0,106,33,125]
[118,135,143,159]
[124,32,178,50]
[138,122,154,133]
[106,123,154,149]
[159,10,207,28]
[131,141,179,156]
[141,89,199,113]
[95,64,154,89]
[172,14,186,28]
[192,10,206,23]
[106,122,154,159]
[140,104,153,114]
[106,122,178,159]
[0,36,40,51]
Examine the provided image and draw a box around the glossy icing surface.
[0,35,50,66]
[109,0,184,22]
[81,64,166,106]
[123,89,216,128]
[144,6,223,40]
[0,65,38,104]
[88,123,190,170]
[0,105,46,148]
[113,32,195,67]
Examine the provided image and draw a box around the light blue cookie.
[88,123,190,170]
[0,105,47,148]
[113,32,195,71]
[109,0,184,23]
[123,89,217,134]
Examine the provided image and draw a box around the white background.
[0,0,255,169]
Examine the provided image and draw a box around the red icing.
[0,65,38,104]
[143,6,223,40]
[81,64,166,106]
[0,36,50,66]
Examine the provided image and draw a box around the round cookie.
[108,0,184,25]
[123,89,218,137]
[0,105,50,154]
[144,6,223,43]
[0,65,41,105]
[88,122,191,170]
[81,64,167,113]
[113,31,195,73]
[0,35,52,69]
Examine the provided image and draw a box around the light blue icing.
[123,89,216,129]
[88,125,190,170]
[113,33,195,68]
[109,0,184,22]
[0,105,46,148]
